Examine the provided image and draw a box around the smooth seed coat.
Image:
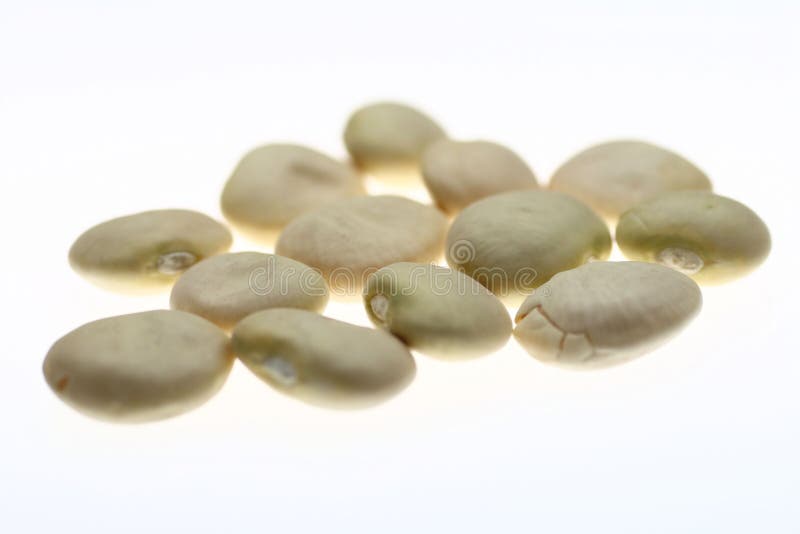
[615,191,771,283]
[69,209,232,293]
[445,190,612,300]
[221,144,364,243]
[170,252,329,330]
[364,262,512,359]
[549,140,712,220]
[43,310,233,422]
[421,139,538,214]
[514,261,702,369]
[276,195,448,296]
[233,308,416,409]
[343,101,446,182]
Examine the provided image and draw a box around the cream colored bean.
[170,252,329,330]
[616,191,771,283]
[233,309,416,409]
[43,310,233,422]
[549,140,711,220]
[69,209,232,293]
[421,139,538,214]
[364,262,511,359]
[514,261,702,369]
[343,102,446,183]
[221,144,364,243]
[445,190,611,300]
[276,195,448,296]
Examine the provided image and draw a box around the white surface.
[1,1,798,533]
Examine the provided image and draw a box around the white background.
[1,1,798,532]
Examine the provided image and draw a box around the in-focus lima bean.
[233,308,416,409]
[615,191,771,283]
[43,310,233,422]
[170,252,329,330]
[69,209,232,293]
[364,262,512,359]
[514,261,702,369]
[446,190,611,300]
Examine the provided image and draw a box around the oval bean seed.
[514,261,702,369]
[343,102,446,183]
[221,144,364,243]
[445,190,611,300]
[233,308,416,409]
[549,140,711,220]
[364,262,511,359]
[69,209,232,293]
[170,252,329,330]
[421,139,538,214]
[43,310,233,422]
[615,191,771,283]
[276,195,448,296]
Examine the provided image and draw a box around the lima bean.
[233,308,416,409]
[343,102,446,183]
[549,140,711,219]
[615,191,771,283]
[514,261,702,369]
[69,209,232,293]
[43,310,233,422]
[364,262,512,359]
